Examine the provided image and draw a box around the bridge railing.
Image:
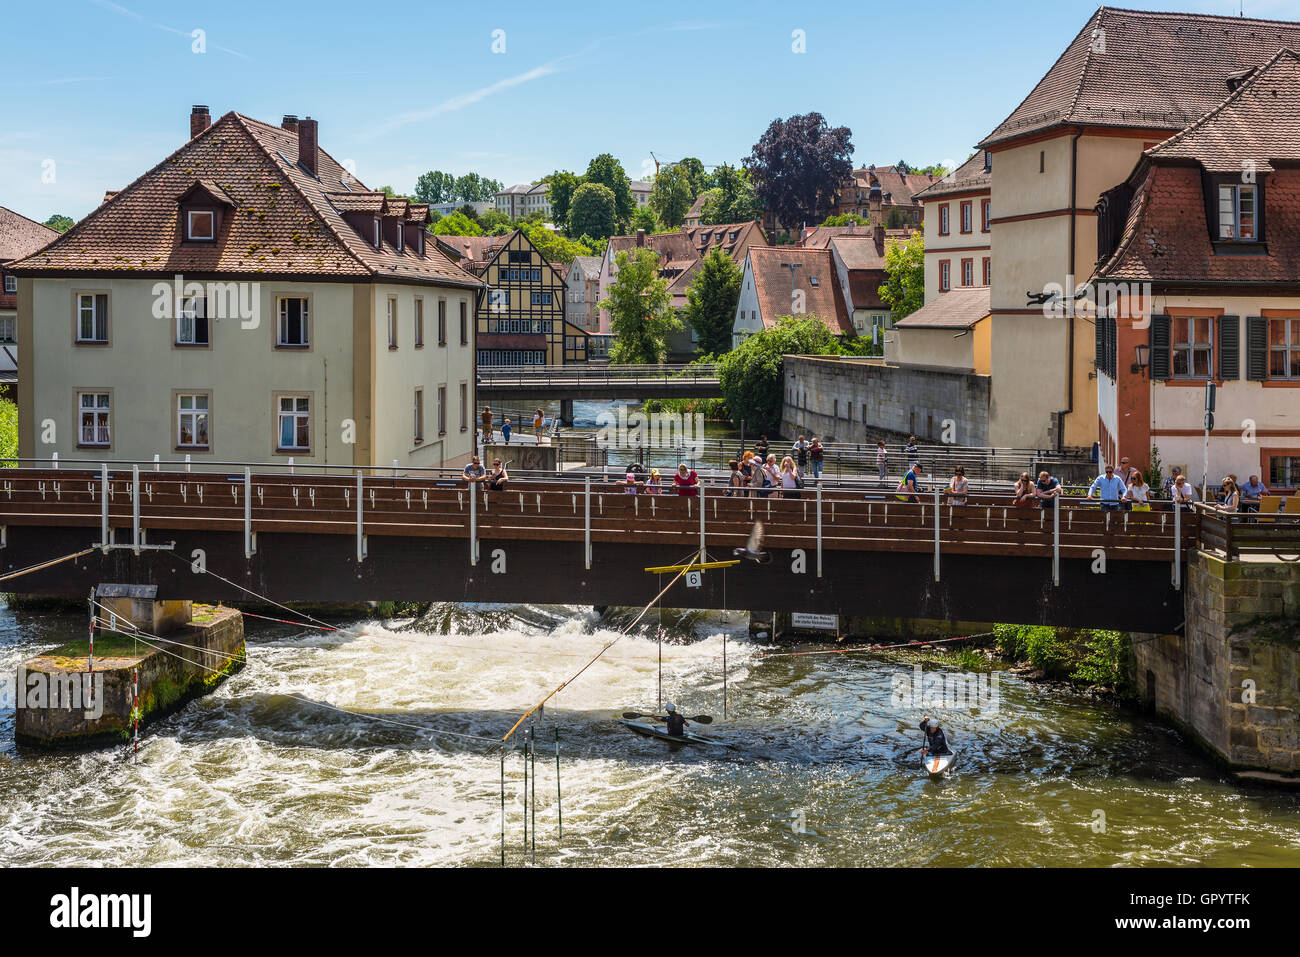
[0,467,1200,576]
[1197,506,1300,559]
[477,363,719,389]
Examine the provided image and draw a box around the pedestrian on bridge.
[809,437,825,481]
[779,456,803,499]
[876,439,888,484]
[481,406,493,445]
[1171,474,1199,511]
[944,465,969,506]
[501,418,512,444]
[904,436,920,470]
[1124,471,1151,510]
[1086,465,1126,512]
[463,456,486,484]
[792,435,810,472]
[533,408,545,443]
[674,463,700,496]
[726,460,744,497]
[646,468,663,494]
[1035,471,1062,510]
[1013,472,1037,508]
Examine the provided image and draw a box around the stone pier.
[15,590,244,749]
[1134,551,1300,785]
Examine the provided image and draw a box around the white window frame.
[3,275,15,294]
[387,297,398,349]
[413,388,424,444]
[177,296,208,345]
[0,317,14,343]
[1269,317,1300,380]
[276,394,311,451]
[1171,315,1214,379]
[77,391,111,447]
[76,293,108,343]
[187,209,215,241]
[176,393,210,449]
[1218,184,1257,241]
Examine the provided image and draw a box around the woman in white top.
[779,456,801,499]
[1124,470,1150,506]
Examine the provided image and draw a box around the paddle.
[621,711,714,724]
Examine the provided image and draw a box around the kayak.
[924,749,957,777]
[615,719,729,748]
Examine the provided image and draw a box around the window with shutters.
[1269,317,1300,379]
[1171,316,1213,379]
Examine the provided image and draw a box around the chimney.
[874,223,885,249]
[297,116,319,177]
[281,114,299,134]
[190,104,211,139]
[635,229,645,247]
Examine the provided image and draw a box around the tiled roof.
[746,246,852,335]
[895,286,990,329]
[683,220,766,259]
[432,233,509,271]
[1145,48,1300,172]
[864,166,938,207]
[325,191,387,214]
[9,111,481,288]
[829,235,888,271]
[568,255,601,281]
[981,6,1300,147]
[913,152,992,200]
[801,225,914,249]
[0,206,58,263]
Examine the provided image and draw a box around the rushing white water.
[2,603,1300,867]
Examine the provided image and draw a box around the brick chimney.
[281,114,299,134]
[874,223,885,249]
[635,229,645,247]
[297,116,318,177]
[190,105,211,139]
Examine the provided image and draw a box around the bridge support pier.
[1134,550,1300,785]
[558,398,575,427]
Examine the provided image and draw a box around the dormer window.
[417,230,424,256]
[1218,183,1257,241]
[396,226,404,252]
[187,210,215,241]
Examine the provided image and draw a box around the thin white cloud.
[368,60,566,138]
[89,0,250,59]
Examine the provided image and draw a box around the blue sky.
[4,0,1298,223]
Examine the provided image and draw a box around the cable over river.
[2,603,1299,867]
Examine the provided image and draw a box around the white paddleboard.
[924,750,957,777]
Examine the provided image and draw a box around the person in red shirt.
[673,463,699,496]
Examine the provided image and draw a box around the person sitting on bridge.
[944,465,969,505]
[674,463,700,496]
[919,715,951,758]
[1215,477,1240,512]
[463,456,486,484]
[1086,465,1126,512]
[486,459,509,492]
[1240,475,1269,514]
[1035,471,1061,509]
[1013,471,1037,508]
[662,702,689,737]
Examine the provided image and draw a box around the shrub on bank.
[993,623,1133,695]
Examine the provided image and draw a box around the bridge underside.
[5,526,1185,633]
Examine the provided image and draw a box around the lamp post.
[1132,343,1150,377]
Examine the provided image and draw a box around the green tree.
[878,231,925,321]
[717,315,840,431]
[431,211,483,237]
[600,247,680,364]
[0,392,16,465]
[569,182,618,240]
[545,171,582,231]
[413,170,456,204]
[822,212,868,226]
[453,172,502,203]
[674,157,707,196]
[478,209,512,233]
[631,206,658,233]
[524,223,593,265]
[43,214,74,233]
[649,164,694,227]
[376,185,412,201]
[584,154,635,228]
[745,112,854,231]
[701,163,760,224]
[682,246,742,356]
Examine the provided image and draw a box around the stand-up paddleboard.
[616,719,729,748]
[924,749,957,777]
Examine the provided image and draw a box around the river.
[3,602,1299,867]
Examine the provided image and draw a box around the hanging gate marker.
[1173,500,1182,590]
[1053,498,1061,587]
[356,470,368,564]
[583,476,592,570]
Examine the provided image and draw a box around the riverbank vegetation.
[991,623,1133,696]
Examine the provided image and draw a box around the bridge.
[0,462,1253,634]
[476,363,721,422]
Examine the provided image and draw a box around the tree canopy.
[700,163,760,225]
[431,211,484,237]
[545,171,582,230]
[821,213,868,226]
[649,163,694,228]
[584,154,635,228]
[745,112,854,231]
[412,170,502,204]
[878,231,925,321]
[524,224,593,265]
[682,246,742,357]
[717,315,843,432]
[43,214,74,233]
[599,247,680,364]
[569,182,618,240]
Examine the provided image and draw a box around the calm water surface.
[2,602,1298,867]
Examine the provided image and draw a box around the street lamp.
[1132,343,1150,377]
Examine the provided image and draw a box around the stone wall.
[782,355,990,446]
[1134,551,1300,783]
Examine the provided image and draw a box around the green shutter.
[1218,315,1240,380]
[1150,314,1171,380]
[1246,316,1268,381]
[1095,315,1105,372]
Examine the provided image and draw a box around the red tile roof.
[982,7,1300,147]
[0,206,58,264]
[9,111,481,288]
[913,152,991,200]
[746,246,852,335]
[895,286,990,329]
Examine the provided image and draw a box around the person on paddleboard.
[919,716,952,757]
[662,702,688,737]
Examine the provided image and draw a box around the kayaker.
[662,702,688,737]
[919,715,951,757]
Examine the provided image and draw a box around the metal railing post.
[356,469,367,564]
[1173,500,1182,591]
[100,463,109,553]
[1052,498,1060,587]
[698,484,706,564]
[131,464,141,556]
[584,476,592,570]
[816,483,823,578]
[932,484,940,583]
[244,466,256,559]
[468,471,477,566]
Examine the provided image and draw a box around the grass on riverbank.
[991,623,1133,695]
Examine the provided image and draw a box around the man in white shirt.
[1172,475,1199,510]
